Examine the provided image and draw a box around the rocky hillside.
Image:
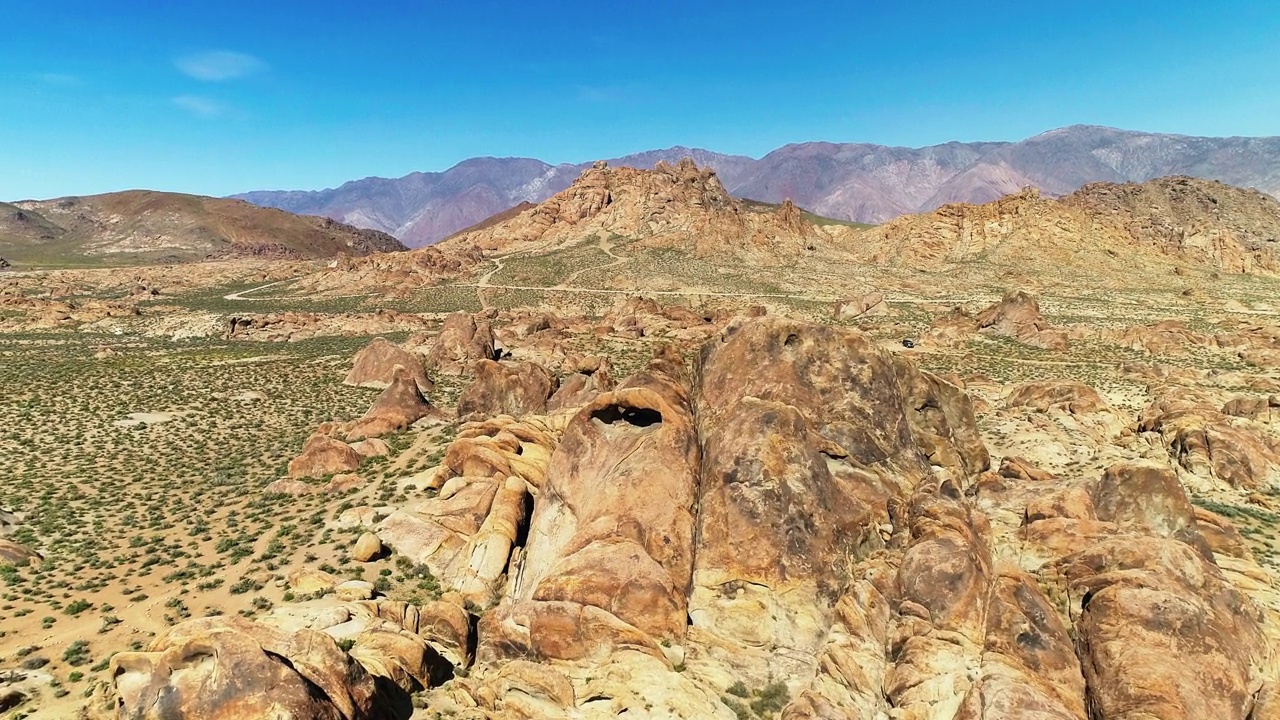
[1,190,406,267]
[1063,176,1280,272]
[234,125,1280,245]
[850,175,1280,278]
[439,158,826,259]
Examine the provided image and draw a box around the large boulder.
[1050,537,1268,720]
[287,433,363,479]
[975,289,1068,350]
[456,360,557,421]
[110,616,409,720]
[345,337,432,392]
[427,312,497,372]
[346,365,443,440]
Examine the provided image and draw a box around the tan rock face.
[976,289,1069,350]
[1052,536,1267,720]
[110,616,406,720]
[481,355,700,662]
[344,337,432,392]
[687,318,985,688]
[894,360,991,479]
[1140,389,1280,489]
[346,364,443,440]
[287,433,363,478]
[428,311,496,372]
[456,360,557,421]
[1090,462,1209,555]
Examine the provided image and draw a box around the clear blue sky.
[3,0,1278,199]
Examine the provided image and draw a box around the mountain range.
[233,125,1280,247]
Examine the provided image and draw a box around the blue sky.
[2,0,1278,199]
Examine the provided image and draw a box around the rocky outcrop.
[546,356,614,411]
[287,431,364,479]
[427,312,497,372]
[686,318,978,690]
[440,159,828,260]
[375,415,561,609]
[345,337,432,392]
[1064,175,1280,274]
[1004,379,1110,415]
[456,360,557,421]
[1140,390,1280,489]
[833,292,890,320]
[975,289,1068,350]
[0,539,40,566]
[346,365,443,440]
[480,353,700,663]
[110,616,409,720]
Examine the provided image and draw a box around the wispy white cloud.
[171,95,226,118]
[576,84,628,103]
[175,50,265,81]
[34,72,81,87]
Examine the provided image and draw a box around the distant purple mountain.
[232,126,1280,247]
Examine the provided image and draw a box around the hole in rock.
[591,404,662,428]
[784,333,800,347]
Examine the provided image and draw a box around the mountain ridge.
[230,125,1280,247]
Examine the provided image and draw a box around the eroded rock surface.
[345,337,433,392]
[456,360,557,421]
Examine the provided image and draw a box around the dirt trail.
[222,279,293,300]
[557,236,628,287]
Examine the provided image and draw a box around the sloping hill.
[1062,175,1280,273]
[849,175,1280,279]
[1,191,405,267]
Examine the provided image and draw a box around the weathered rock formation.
[110,616,410,720]
[427,312,497,372]
[976,289,1068,350]
[376,415,562,609]
[345,337,433,392]
[833,292,890,320]
[437,159,828,261]
[456,361,557,421]
[287,430,364,479]
[481,353,700,664]
[346,364,443,440]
